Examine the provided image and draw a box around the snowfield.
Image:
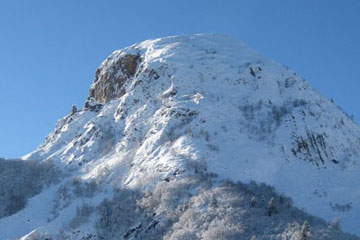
[1,34,360,239]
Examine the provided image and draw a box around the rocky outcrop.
[291,132,330,166]
[88,53,141,103]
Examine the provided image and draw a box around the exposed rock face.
[88,53,141,103]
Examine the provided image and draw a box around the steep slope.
[1,34,360,239]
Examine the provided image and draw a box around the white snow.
[2,34,360,238]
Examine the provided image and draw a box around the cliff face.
[88,53,141,103]
[1,34,360,239]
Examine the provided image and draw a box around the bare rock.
[88,54,141,103]
[71,105,77,115]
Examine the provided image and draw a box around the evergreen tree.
[268,197,276,216]
[71,104,77,114]
[300,220,311,240]
[250,196,257,207]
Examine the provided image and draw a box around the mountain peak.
[87,34,261,104]
[3,34,360,239]
[38,35,360,233]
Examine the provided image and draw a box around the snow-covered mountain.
[1,34,360,239]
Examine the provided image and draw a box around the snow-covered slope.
[2,34,360,239]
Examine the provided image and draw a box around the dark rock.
[71,105,77,115]
[88,54,141,103]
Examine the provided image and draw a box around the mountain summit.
[1,34,360,239]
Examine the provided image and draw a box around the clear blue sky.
[1,0,359,158]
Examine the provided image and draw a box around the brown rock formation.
[88,54,141,103]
